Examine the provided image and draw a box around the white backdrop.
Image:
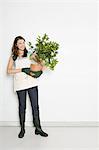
[0,0,98,126]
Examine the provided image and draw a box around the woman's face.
[16,39,25,56]
[16,39,25,51]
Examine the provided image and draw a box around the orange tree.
[28,34,59,70]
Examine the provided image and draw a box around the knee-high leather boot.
[34,108,48,137]
[18,112,25,138]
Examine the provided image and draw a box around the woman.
[7,36,48,138]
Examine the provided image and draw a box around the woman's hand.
[30,53,48,71]
[30,53,40,62]
[42,66,48,71]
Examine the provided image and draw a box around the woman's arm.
[7,56,21,74]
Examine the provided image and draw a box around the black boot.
[18,112,25,138]
[35,127,48,137]
[18,127,25,138]
[34,117,48,137]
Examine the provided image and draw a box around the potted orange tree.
[22,34,59,78]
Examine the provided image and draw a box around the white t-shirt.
[13,54,38,92]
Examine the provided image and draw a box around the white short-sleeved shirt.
[13,54,39,92]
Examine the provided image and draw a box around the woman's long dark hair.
[11,36,28,61]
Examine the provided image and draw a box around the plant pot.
[30,64,43,71]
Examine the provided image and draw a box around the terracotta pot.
[30,64,43,71]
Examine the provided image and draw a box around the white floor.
[0,127,99,150]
